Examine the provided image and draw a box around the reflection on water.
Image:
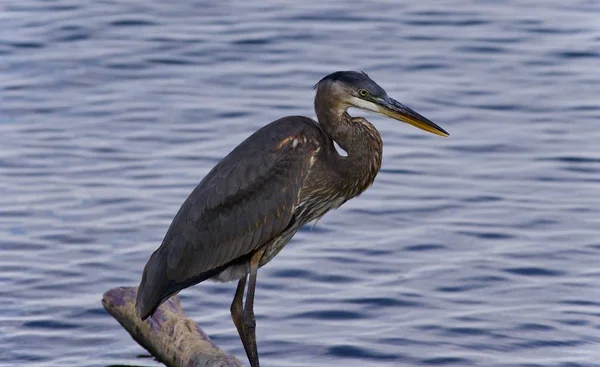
[1,1,600,366]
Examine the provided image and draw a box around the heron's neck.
[315,101,383,189]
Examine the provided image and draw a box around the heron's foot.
[242,309,260,367]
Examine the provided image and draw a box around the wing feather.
[136,117,323,319]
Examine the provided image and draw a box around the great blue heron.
[135,71,448,367]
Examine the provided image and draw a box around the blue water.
[1,1,600,366]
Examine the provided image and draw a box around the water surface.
[1,1,600,366]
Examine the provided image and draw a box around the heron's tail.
[136,248,170,320]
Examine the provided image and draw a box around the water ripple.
[2,1,600,366]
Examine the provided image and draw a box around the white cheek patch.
[349,96,380,113]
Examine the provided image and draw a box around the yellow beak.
[378,97,449,137]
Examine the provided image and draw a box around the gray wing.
[136,116,323,319]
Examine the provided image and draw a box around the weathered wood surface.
[102,286,243,367]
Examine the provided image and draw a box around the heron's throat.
[315,96,378,145]
[315,97,383,188]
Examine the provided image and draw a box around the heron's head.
[315,71,448,137]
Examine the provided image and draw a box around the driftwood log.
[102,286,243,367]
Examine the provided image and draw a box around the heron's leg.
[230,275,248,351]
[242,247,266,367]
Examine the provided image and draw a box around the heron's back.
[135,116,325,320]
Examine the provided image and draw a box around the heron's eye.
[358,89,369,97]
